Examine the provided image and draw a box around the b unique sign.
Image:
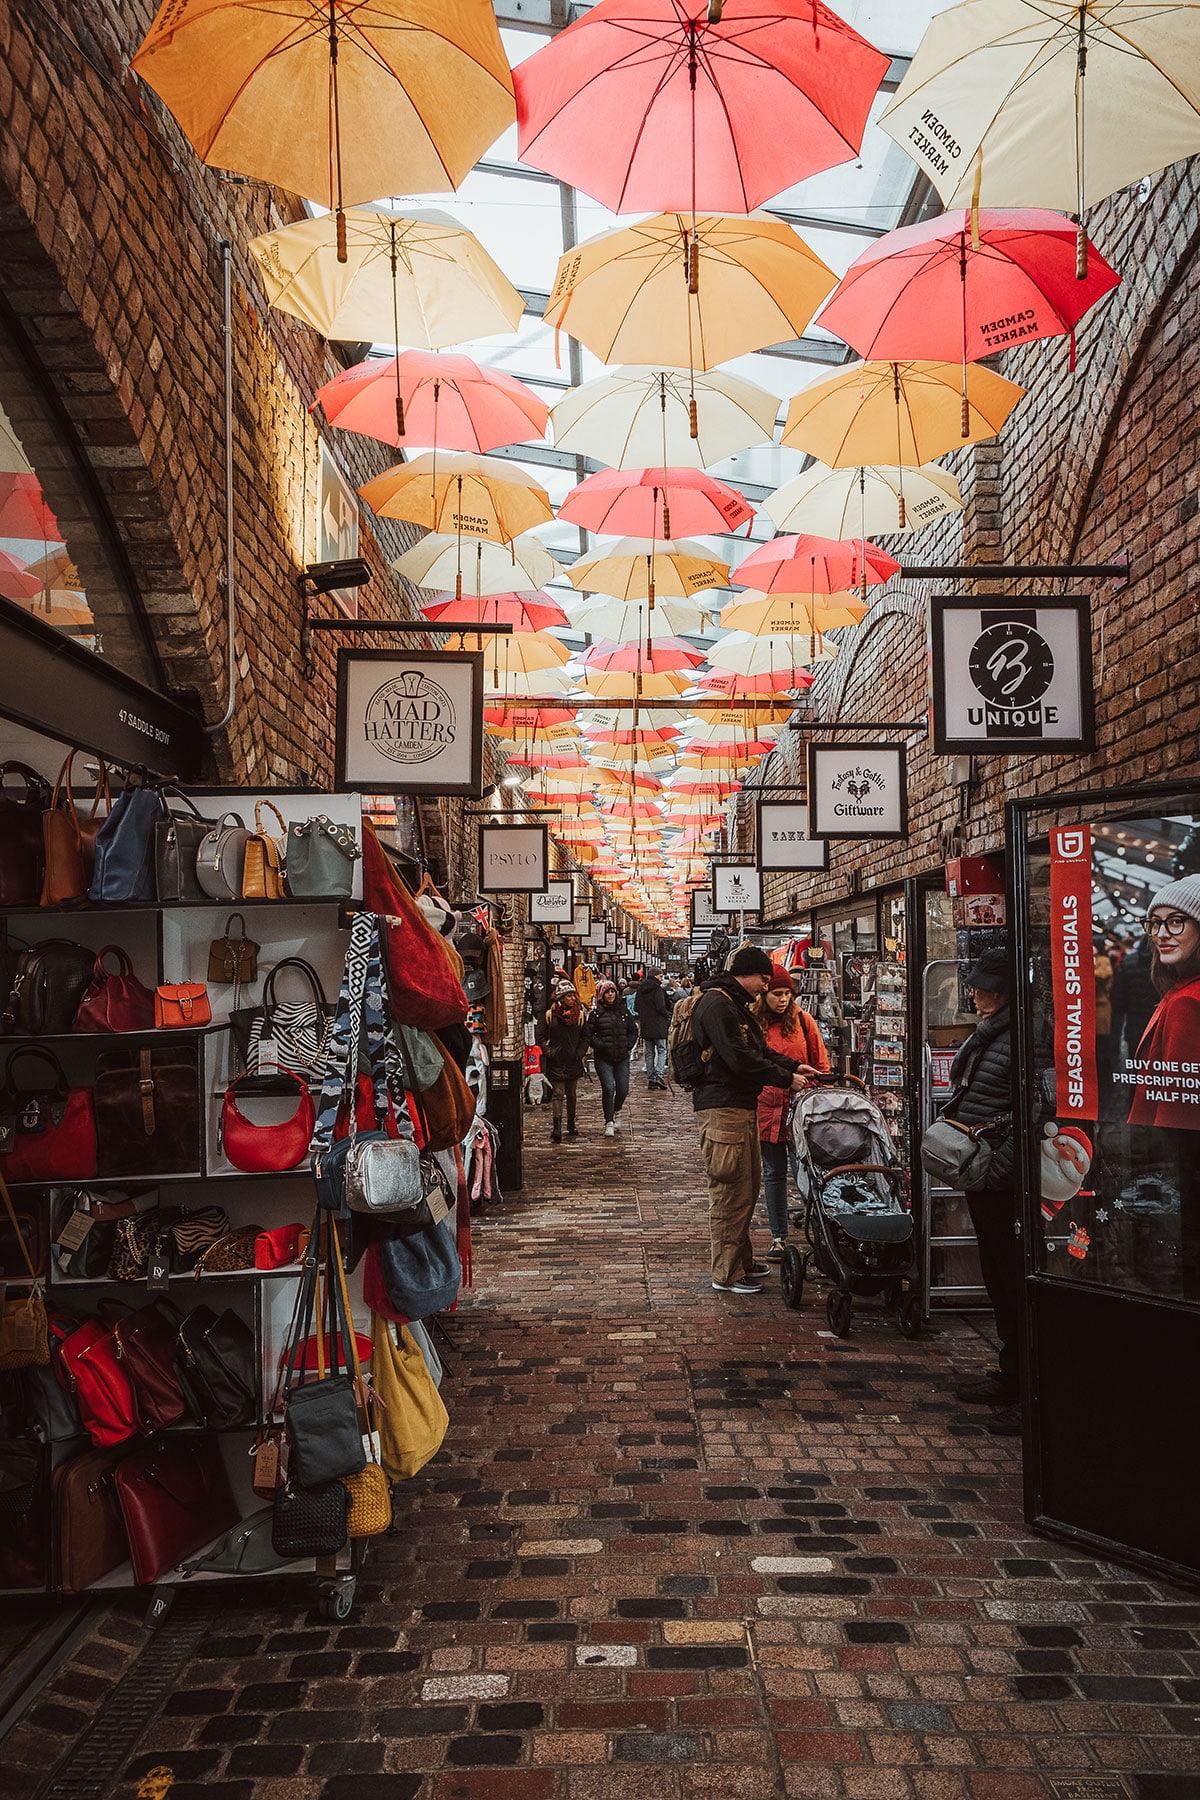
[712,864,762,915]
[756,800,829,872]
[337,650,484,795]
[930,597,1094,754]
[529,879,574,924]
[478,823,549,894]
[808,742,907,839]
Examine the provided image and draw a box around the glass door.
[920,956,987,1307]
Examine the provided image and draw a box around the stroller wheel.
[898,1291,924,1339]
[780,1244,804,1311]
[826,1289,853,1338]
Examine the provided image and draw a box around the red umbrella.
[515,0,888,214]
[819,210,1119,428]
[697,668,812,697]
[485,705,576,730]
[315,350,548,451]
[737,533,898,595]
[559,467,753,539]
[421,590,568,631]
[0,549,42,603]
[582,638,707,674]
[0,473,60,541]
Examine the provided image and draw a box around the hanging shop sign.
[317,444,362,616]
[756,799,829,872]
[529,879,575,924]
[336,648,484,796]
[930,596,1094,755]
[712,863,762,915]
[808,742,907,839]
[560,900,591,938]
[478,822,549,894]
[691,887,728,928]
[1048,825,1098,1121]
[583,919,607,948]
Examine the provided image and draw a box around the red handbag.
[72,947,156,1034]
[112,1435,239,1584]
[220,1071,315,1172]
[362,822,469,1031]
[105,1301,189,1431]
[254,1222,310,1270]
[51,1316,139,1447]
[0,1047,98,1183]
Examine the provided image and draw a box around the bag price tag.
[362,1429,381,1462]
[57,1211,94,1253]
[256,1034,280,1073]
[425,1185,451,1228]
[12,1308,39,1352]
[146,1250,171,1294]
[252,1434,281,1494]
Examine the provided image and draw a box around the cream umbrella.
[718,593,869,633]
[765,462,963,538]
[394,533,559,595]
[707,631,839,674]
[566,596,711,641]
[441,631,570,674]
[568,539,730,603]
[550,366,780,471]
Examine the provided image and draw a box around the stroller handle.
[807,1071,868,1090]
[824,1162,903,1177]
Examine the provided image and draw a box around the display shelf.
[0,1025,225,1047]
[0,897,356,918]
[85,1543,353,1589]
[49,1262,305,1286]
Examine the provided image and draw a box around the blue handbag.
[375,1218,461,1322]
[88,785,167,902]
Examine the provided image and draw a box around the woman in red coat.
[1126,877,1200,1130]
[753,967,829,1261]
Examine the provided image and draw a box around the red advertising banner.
[1049,825,1098,1121]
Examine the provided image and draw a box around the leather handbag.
[88,783,167,903]
[72,947,156,1034]
[113,1434,239,1584]
[93,1046,200,1178]
[42,752,110,905]
[54,1190,136,1281]
[362,823,468,1031]
[5,939,96,1034]
[243,801,288,901]
[107,1205,175,1282]
[272,1478,350,1559]
[154,792,220,905]
[0,1176,49,1370]
[373,1219,461,1323]
[192,1225,261,1275]
[105,1299,189,1430]
[231,958,333,1085]
[371,1315,449,1482]
[220,1070,315,1173]
[254,1222,308,1270]
[207,914,258,987]
[174,1304,258,1429]
[195,813,251,902]
[0,1438,41,1516]
[53,1447,130,1593]
[0,1047,98,1183]
[169,1206,230,1270]
[154,983,211,1029]
[286,814,360,899]
[51,1315,139,1446]
[0,762,52,906]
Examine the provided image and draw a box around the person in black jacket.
[635,972,673,1089]
[945,947,1020,1431]
[692,946,813,1294]
[536,982,590,1143]
[590,979,640,1135]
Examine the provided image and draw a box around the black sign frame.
[711,862,763,918]
[930,594,1095,756]
[755,798,830,872]
[807,741,909,840]
[477,821,549,894]
[335,647,485,797]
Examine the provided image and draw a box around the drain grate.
[34,1597,216,1800]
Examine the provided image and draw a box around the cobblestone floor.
[6,1078,1200,1800]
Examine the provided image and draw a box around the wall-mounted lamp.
[299,558,372,598]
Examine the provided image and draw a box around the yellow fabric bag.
[371,1315,448,1482]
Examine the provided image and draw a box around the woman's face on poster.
[1147,910,1200,968]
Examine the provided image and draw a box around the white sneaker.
[604,1121,616,1136]
[613,1112,623,1131]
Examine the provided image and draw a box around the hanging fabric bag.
[361,821,468,1030]
[371,1312,449,1482]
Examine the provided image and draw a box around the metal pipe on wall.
[207,239,237,735]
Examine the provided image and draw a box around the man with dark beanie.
[692,946,815,1294]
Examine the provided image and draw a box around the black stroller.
[780,1075,922,1339]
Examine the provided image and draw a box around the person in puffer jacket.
[590,979,639,1136]
[753,966,830,1262]
[536,982,590,1144]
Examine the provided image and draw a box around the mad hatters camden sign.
[930,596,1094,755]
[808,742,907,840]
[337,649,484,797]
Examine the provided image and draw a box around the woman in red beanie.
[753,966,829,1261]
[1127,876,1200,1128]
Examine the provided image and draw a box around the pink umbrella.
[0,473,60,541]
[421,590,568,631]
[697,668,812,697]
[0,550,42,603]
[737,532,899,595]
[515,0,888,214]
[559,467,753,539]
[315,350,548,451]
[582,638,707,674]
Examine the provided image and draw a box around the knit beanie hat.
[729,945,774,978]
[1147,875,1200,928]
[767,965,796,994]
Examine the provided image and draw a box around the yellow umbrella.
[360,454,551,544]
[575,668,692,699]
[441,631,569,676]
[782,360,1024,474]
[247,207,523,344]
[718,593,868,633]
[133,0,514,253]
[568,539,729,604]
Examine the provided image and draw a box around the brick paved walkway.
[14,1079,1200,1800]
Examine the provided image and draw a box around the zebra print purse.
[230,959,334,1087]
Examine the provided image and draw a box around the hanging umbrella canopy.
[782,359,1025,468]
[315,351,548,452]
[675,737,778,760]
[582,638,707,674]
[500,745,589,769]
[515,0,887,213]
[248,207,522,343]
[819,211,1119,372]
[422,590,567,631]
[397,533,559,596]
[737,533,899,595]
[559,467,753,540]
[718,592,868,632]
[574,667,694,698]
[685,706,792,738]
[696,668,811,698]
[483,665,574,697]
[567,595,712,641]
[360,453,552,543]
[0,473,60,541]
[441,630,570,674]
[545,213,837,372]
[551,366,780,470]
[133,1,514,229]
[708,630,837,673]
[568,538,730,601]
[594,768,665,795]
[0,550,42,603]
[766,461,962,537]
[879,0,1200,240]
[485,703,577,732]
